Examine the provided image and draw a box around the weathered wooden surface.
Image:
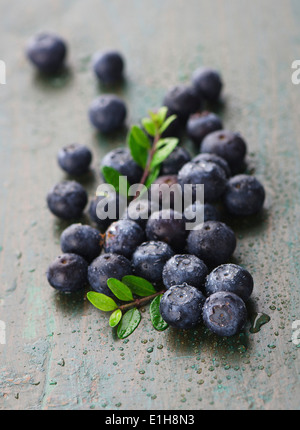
[0,0,300,410]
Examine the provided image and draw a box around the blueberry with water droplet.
[162,254,208,290]
[88,253,132,298]
[159,284,205,329]
[132,241,174,286]
[202,291,247,336]
[104,219,145,259]
[204,263,253,302]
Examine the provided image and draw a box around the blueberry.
[187,221,236,268]
[162,85,201,124]
[121,199,160,228]
[57,143,92,176]
[46,180,88,220]
[47,253,88,293]
[162,254,208,290]
[88,253,132,297]
[205,264,254,302]
[183,201,220,227]
[178,160,227,203]
[104,219,145,259]
[187,111,223,145]
[150,175,182,211]
[192,68,223,102]
[192,152,231,178]
[202,291,247,337]
[201,130,247,174]
[89,95,127,133]
[160,108,183,138]
[60,223,103,263]
[160,146,191,176]
[26,33,67,73]
[159,284,205,329]
[100,147,143,185]
[93,50,124,84]
[145,209,187,252]
[132,241,174,285]
[223,174,265,216]
[88,193,125,232]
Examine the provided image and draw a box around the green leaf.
[128,129,149,169]
[148,110,159,125]
[142,117,156,137]
[150,295,169,331]
[150,137,179,169]
[109,309,122,327]
[159,114,177,134]
[117,308,141,339]
[144,165,160,190]
[101,166,130,197]
[87,291,118,311]
[129,125,151,149]
[157,106,168,125]
[122,275,156,296]
[107,278,134,301]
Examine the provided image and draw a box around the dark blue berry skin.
[178,160,227,203]
[161,146,191,176]
[163,85,201,124]
[162,254,208,290]
[93,50,124,84]
[26,33,67,73]
[201,130,247,174]
[202,291,247,337]
[223,174,265,216]
[88,193,125,232]
[205,264,254,302]
[132,241,174,286]
[57,143,92,176]
[187,111,223,145]
[183,202,220,227]
[121,199,160,228]
[100,147,143,185]
[192,68,223,103]
[88,253,132,297]
[192,153,231,178]
[60,223,103,263]
[47,253,88,293]
[104,219,145,259]
[89,95,127,133]
[161,108,183,138]
[145,209,187,252]
[187,221,236,268]
[150,175,181,211]
[159,284,206,329]
[46,180,88,220]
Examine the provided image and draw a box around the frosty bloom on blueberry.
[26,32,67,73]
[89,95,127,133]
[93,50,125,84]
[159,284,206,330]
[202,291,247,337]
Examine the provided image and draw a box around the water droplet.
[249,312,271,333]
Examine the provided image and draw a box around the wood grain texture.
[0,0,300,410]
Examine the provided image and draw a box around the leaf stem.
[133,131,160,199]
[118,289,165,312]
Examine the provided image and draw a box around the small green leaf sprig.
[87,275,168,339]
[101,107,179,196]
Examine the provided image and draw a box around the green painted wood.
[0,0,300,410]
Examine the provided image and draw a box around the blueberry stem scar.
[118,289,166,311]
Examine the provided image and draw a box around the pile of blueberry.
[27,33,266,337]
